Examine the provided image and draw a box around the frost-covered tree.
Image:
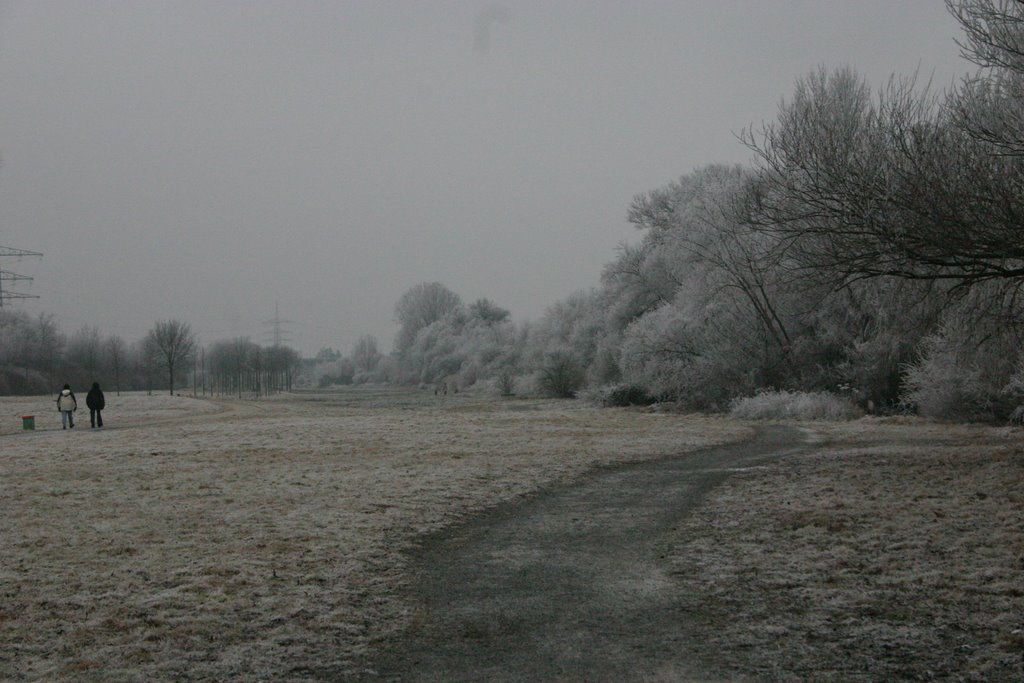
[525,290,608,378]
[392,287,523,391]
[599,165,817,404]
[468,298,510,325]
[394,282,462,353]
[351,335,382,375]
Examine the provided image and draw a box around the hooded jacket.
[57,388,77,412]
[86,384,105,410]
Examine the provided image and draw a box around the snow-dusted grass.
[729,389,863,421]
[669,417,1024,680]
[0,391,223,436]
[0,387,749,681]
[4,390,1018,680]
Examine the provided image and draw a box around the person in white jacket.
[56,384,77,429]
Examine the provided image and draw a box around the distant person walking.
[86,382,105,428]
[56,384,77,429]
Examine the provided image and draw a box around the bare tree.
[947,0,1024,158]
[105,334,126,395]
[265,344,300,393]
[741,66,1024,287]
[66,325,102,383]
[536,351,585,398]
[208,337,261,397]
[146,319,196,395]
[948,0,1024,72]
[34,314,64,393]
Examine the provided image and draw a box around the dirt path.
[370,425,810,682]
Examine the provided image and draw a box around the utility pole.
[0,245,43,308]
[262,301,292,347]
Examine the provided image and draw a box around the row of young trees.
[382,1,1024,421]
[0,310,301,398]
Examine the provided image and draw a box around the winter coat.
[86,385,105,411]
[57,389,77,412]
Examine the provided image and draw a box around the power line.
[0,245,43,308]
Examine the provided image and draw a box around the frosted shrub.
[495,370,515,397]
[1002,362,1024,425]
[902,303,1024,422]
[617,304,696,401]
[578,383,657,407]
[902,340,990,421]
[900,286,1024,421]
[729,390,862,421]
[618,298,768,409]
[536,351,585,398]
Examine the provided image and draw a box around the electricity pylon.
[262,301,293,347]
[0,245,43,308]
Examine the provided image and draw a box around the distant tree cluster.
[379,2,1024,420]
[383,282,523,394]
[0,311,301,398]
[205,336,301,397]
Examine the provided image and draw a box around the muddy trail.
[371,425,810,682]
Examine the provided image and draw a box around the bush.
[536,351,585,398]
[729,390,862,421]
[496,370,515,397]
[581,383,657,407]
[900,293,1024,422]
[900,330,1019,422]
[902,347,990,421]
[0,367,50,395]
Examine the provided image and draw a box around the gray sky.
[0,1,970,355]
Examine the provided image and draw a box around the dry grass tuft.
[729,389,863,421]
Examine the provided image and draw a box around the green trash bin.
[21,415,35,430]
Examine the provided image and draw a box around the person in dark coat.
[56,383,77,429]
[86,382,105,428]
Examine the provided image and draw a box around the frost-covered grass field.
[671,418,1024,681]
[0,388,749,681]
[1,388,1020,681]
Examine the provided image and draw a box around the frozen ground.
[371,425,813,682]
[0,388,749,681]
[669,418,1024,681]
[1,389,1020,681]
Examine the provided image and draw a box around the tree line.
[4,1,1020,422]
[0,311,299,398]
[380,1,1024,422]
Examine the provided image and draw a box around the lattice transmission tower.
[262,301,293,347]
[0,245,43,308]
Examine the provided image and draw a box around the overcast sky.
[0,1,971,355]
